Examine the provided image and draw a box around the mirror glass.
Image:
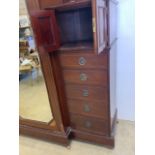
[19,2,53,123]
[19,51,53,123]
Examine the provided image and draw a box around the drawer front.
[39,0,63,9]
[65,84,108,101]
[59,53,108,69]
[68,99,108,119]
[70,114,109,135]
[63,69,108,86]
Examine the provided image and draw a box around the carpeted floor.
[19,120,135,155]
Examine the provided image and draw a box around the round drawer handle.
[79,57,87,66]
[83,89,89,97]
[83,104,91,112]
[80,73,87,81]
[85,121,92,128]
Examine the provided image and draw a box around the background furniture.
[19,40,40,84]
[20,0,118,148]
[19,40,32,84]
[19,65,33,85]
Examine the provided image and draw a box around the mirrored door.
[19,13,54,124]
[19,0,69,135]
[19,45,54,125]
[19,52,53,123]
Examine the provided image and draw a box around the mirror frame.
[19,0,70,146]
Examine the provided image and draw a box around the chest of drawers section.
[58,51,110,136]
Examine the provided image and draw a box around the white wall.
[117,0,135,121]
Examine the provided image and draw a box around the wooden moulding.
[45,0,91,10]
[20,124,71,146]
[70,109,117,148]
[70,129,114,148]
[21,0,71,147]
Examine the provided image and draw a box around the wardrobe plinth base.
[20,124,71,146]
[71,130,115,148]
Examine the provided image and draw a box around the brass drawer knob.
[79,57,86,66]
[80,73,87,81]
[83,89,89,97]
[85,121,92,128]
[83,104,91,112]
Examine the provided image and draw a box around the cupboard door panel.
[92,0,107,54]
[30,10,60,52]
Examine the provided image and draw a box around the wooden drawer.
[59,53,108,69]
[39,0,63,9]
[70,114,109,135]
[63,69,108,86]
[68,99,108,119]
[65,84,108,101]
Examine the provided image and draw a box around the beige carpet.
[19,69,53,123]
[19,120,135,155]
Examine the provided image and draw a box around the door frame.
[20,0,70,146]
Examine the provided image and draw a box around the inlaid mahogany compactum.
[20,0,118,148]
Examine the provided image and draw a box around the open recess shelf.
[55,5,94,51]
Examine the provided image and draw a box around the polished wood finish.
[65,84,108,101]
[92,0,108,54]
[39,0,91,9]
[67,99,108,119]
[21,0,118,148]
[59,52,108,69]
[20,0,71,146]
[46,0,91,10]
[69,108,117,147]
[70,114,109,135]
[70,129,114,147]
[50,52,70,128]
[63,69,108,85]
[64,0,86,3]
[39,0,63,9]
[36,47,64,131]
[56,7,93,45]
[20,118,57,130]
[20,124,71,146]
[30,10,60,52]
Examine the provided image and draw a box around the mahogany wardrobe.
[20,0,118,148]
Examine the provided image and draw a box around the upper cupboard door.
[92,0,108,54]
[30,10,60,53]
